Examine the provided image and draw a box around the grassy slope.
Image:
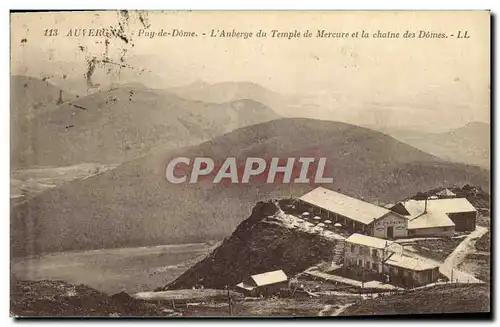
[341,284,490,316]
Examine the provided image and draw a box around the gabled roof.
[385,254,439,271]
[346,233,394,249]
[299,187,392,225]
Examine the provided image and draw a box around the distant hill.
[168,81,294,117]
[11,118,489,256]
[382,122,490,169]
[11,84,279,168]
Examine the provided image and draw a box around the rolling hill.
[381,122,490,169]
[11,118,489,257]
[11,81,280,168]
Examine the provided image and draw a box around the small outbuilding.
[383,254,440,287]
[389,198,477,236]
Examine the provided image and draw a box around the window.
[351,244,356,252]
[372,249,378,258]
[360,247,368,256]
[372,262,377,270]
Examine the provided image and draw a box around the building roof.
[346,233,395,249]
[431,198,476,213]
[299,187,391,225]
[399,198,476,230]
[405,198,477,215]
[250,270,288,287]
[385,254,439,271]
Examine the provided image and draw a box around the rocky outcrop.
[157,199,341,291]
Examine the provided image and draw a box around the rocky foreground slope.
[10,279,174,317]
[341,284,490,316]
[157,199,343,291]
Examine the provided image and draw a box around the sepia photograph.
[9,10,491,318]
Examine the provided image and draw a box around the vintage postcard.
[10,10,491,318]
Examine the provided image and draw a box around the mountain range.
[168,80,491,169]
[11,76,280,168]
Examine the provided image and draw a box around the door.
[387,226,394,239]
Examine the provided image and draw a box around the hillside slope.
[11,118,489,256]
[11,85,279,167]
[11,75,75,121]
[385,122,490,169]
[341,284,490,316]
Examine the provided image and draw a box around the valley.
[11,243,216,295]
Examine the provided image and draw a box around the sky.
[10,11,490,130]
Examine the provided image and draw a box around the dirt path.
[304,270,402,291]
[439,226,487,283]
